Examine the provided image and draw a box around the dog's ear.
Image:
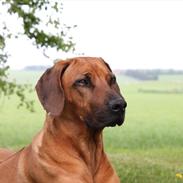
[35,61,69,117]
[100,58,112,72]
[100,58,121,93]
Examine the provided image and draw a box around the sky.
[3,0,183,70]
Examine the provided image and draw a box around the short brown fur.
[0,57,126,183]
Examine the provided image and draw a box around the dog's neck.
[36,114,104,176]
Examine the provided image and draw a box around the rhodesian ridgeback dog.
[0,57,127,183]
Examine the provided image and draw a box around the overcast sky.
[4,0,183,70]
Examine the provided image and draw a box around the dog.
[0,57,127,183]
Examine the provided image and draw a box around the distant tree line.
[24,65,51,71]
[116,69,183,81]
[124,70,158,80]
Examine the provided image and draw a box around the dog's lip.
[106,117,125,127]
[116,120,124,126]
[107,122,117,127]
[85,110,126,129]
[107,112,125,127]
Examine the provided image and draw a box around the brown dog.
[0,57,127,183]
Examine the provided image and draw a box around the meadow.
[0,70,183,183]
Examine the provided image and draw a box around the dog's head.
[36,57,127,129]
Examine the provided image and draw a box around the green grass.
[0,71,183,182]
[111,149,183,183]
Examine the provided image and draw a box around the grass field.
[0,71,183,183]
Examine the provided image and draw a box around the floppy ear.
[35,62,69,117]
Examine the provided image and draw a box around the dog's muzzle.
[106,98,127,127]
[85,97,127,129]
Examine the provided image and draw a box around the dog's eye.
[75,77,91,87]
[110,75,116,85]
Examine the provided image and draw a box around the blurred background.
[0,0,183,182]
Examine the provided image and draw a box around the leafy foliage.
[0,0,75,111]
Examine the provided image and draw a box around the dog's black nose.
[109,98,127,113]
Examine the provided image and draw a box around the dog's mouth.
[106,120,123,127]
[105,112,125,127]
[85,110,126,129]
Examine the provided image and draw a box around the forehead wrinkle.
[63,57,110,81]
[89,61,109,80]
[73,61,107,81]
